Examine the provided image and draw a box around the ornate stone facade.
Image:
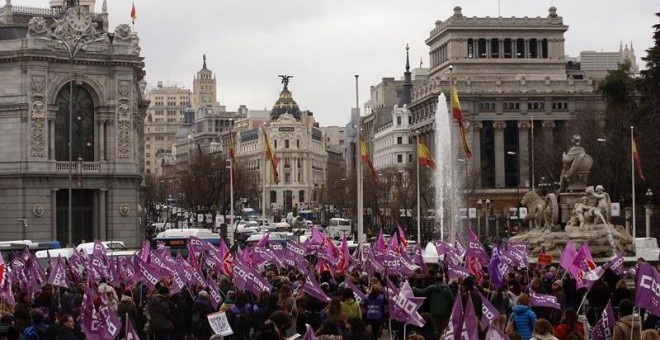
[0,4,147,246]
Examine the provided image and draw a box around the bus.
[152,228,222,255]
[326,218,352,239]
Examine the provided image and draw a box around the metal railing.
[55,161,101,171]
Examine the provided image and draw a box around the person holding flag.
[412,273,454,334]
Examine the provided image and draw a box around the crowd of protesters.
[0,256,658,340]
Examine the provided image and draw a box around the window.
[296,140,300,149]
[408,153,413,163]
[285,139,289,149]
[270,190,277,203]
[408,116,412,125]
[299,190,305,203]
[284,173,291,184]
[397,137,403,145]
[397,116,401,125]
[397,154,403,163]
[274,140,277,149]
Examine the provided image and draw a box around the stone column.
[49,119,55,160]
[512,38,517,58]
[493,121,507,188]
[472,122,483,187]
[518,121,531,187]
[524,39,530,58]
[475,38,480,58]
[99,188,107,241]
[99,121,105,161]
[499,39,504,59]
[50,188,58,240]
[486,39,491,58]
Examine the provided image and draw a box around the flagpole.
[531,115,535,189]
[631,126,636,241]
[416,131,422,246]
[262,155,267,226]
[355,75,364,248]
[449,66,455,244]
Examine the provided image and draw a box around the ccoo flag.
[635,263,660,317]
[450,84,472,160]
[591,300,615,340]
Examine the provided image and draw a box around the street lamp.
[226,159,234,230]
[47,9,107,247]
[646,188,654,239]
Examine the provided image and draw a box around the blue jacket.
[509,305,537,340]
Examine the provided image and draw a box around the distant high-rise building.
[144,83,191,175]
[192,55,218,111]
[578,42,639,78]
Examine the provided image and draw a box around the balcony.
[56,161,101,172]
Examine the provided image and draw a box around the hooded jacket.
[509,305,537,340]
[612,315,641,340]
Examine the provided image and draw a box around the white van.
[326,218,352,239]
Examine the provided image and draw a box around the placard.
[207,311,233,336]
[537,253,553,266]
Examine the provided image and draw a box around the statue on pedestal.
[558,135,593,193]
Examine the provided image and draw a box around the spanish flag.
[263,128,279,184]
[130,2,137,24]
[451,84,472,160]
[360,138,378,185]
[632,135,645,181]
[228,129,237,186]
[418,140,436,170]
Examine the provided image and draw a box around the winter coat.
[413,283,454,317]
[508,305,537,340]
[341,299,362,320]
[554,322,584,340]
[147,294,174,331]
[612,315,642,340]
[530,333,559,340]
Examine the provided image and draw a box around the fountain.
[434,93,464,243]
[511,134,635,259]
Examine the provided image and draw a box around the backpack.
[365,295,384,321]
[23,324,46,340]
[231,304,254,330]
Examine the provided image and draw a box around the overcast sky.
[14,0,660,127]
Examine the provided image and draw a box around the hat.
[198,290,209,298]
[552,280,562,287]
[549,266,557,273]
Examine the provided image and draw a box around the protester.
[610,279,631,311]
[227,291,254,340]
[117,289,137,337]
[147,285,175,340]
[362,283,386,338]
[642,329,660,340]
[340,287,361,321]
[412,273,454,334]
[344,317,371,340]
[613,299,642,340]
[253,310,291,340]
[191,290,214,340]
[531,319,559,340]
[553,308,584,340]
[0,313,19,340]
[506,294,537,340]
[56,314,77,340]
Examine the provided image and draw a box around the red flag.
[130,2,137,24]
[451,83,472,160]
[263,128,279,184]
[632,135,645,181]
[418,140,436,170]
[360,138,378,185]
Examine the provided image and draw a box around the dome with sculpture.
[271,75,301,120]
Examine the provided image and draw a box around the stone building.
[192,55,218,111]
[403,7,604,216]
[235,79,327,217]
[144,83,191,175]
[0,1,147,246]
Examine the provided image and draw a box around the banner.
[530,292,561,310]
[635,263,660,317]
[207,311,233,336]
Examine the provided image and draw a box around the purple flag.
[447,262,470,281]
[636,263,660,317]
[559,240,577,271]
[139,240,150,263]
[390,281,425,327]
[467,229,490,263]
[303,323,316,340]
[443,294,463,340]
[135,259,160,289]
[124,313,140,340]
[488,246,508,289]
[47,257,69,288]
[479,292,501,328]
[604,253,625,276]
[169,270,186,295]
[462,293,479,340]
[342,279,366,304]
[434,240,455,256]
[413,245,428,273]
[302,272,330,302]
[206,276,223,310]
[530,292,561,310]
[485,325,509,340]
[591,300,615,340]
[444,249,463,268]
[233,256,272,295]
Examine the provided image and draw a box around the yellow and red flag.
[418,140,436,170]
[632,135,645,181]
[263,128,279,184]
[130,2,137,24]
[451,84,472,160]
[228,130,237,186]
[360,138,378,185]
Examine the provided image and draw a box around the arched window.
[55,83,95,161]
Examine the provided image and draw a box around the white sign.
[468,208,477,219]
[519,207,528,220]
[611,202,621,217]
[207,311,233,336]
